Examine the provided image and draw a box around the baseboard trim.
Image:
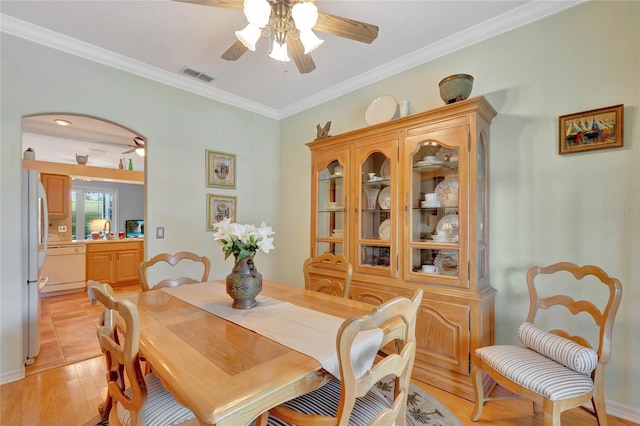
[0,367,25,385]
[607,399,640,424]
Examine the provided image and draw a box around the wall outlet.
[156,227,165,239]
[58,225,67,232]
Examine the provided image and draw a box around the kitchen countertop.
[48,238,144,246]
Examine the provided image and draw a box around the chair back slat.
[303,253,352,298]
[138,251,211,291]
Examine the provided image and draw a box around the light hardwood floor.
[2,286,637,426]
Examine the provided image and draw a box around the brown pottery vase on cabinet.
[41,173,70,218]
[307,96,496,401]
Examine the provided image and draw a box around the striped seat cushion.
[518,322,598,374]
[476,345,594,401]
[266,378,391,426]
[117,372,196,426]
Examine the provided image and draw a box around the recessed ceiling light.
[54,119,72,126]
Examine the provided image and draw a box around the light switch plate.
[156,227,165,239]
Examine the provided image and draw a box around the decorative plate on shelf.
[378,186,391,209]
[365,96,398,125]
[380,158,391,180]
[434,250,458,276]
[436,214,458,234]
[378,219,391,240]
[435,176,458,204]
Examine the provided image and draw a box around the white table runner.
[161,282,382,379]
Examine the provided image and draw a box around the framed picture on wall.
[206,150,236,188]
[559,104,624,155]
[207,194,236,230]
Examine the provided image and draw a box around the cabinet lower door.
[115,249,139,283]
[86,252,114,283]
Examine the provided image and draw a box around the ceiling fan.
[121,137,146,156]
[173,0,379,74]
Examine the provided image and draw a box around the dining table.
[118,279,382,426]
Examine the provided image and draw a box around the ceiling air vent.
[180,67,215,84]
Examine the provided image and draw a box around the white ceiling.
[1,0,582,120]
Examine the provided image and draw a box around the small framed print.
[207,194,236,230]
[559,104,624,155]
[206,150,236,188]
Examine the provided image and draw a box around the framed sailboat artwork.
[559,104,623,155]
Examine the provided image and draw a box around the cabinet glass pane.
[360,246,391,268]
[317,242,343,256]
[359,151,391,241]
[317,160,345,239]
[411,248,459,277]
[477,136,486,278]
[410,141,459,243]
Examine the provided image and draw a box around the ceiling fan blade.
[171,0,243,10]
[314,12,379,44]
[122,148,136,154]
[221,40,249,61]
[288,36,315,74]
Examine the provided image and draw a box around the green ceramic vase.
[226,254,262,309]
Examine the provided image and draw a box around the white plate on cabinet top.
[379,219,391,240]
[365,96,398,125]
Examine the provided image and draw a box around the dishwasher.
[40,243,87,296]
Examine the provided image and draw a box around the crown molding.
[2,1,585,120]
[278,0,586,118]
[0,14,280,119]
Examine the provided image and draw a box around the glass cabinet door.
[404,124,468,287]
[313,156,347,257]
[354,137,397,277]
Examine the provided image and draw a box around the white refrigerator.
[22,169,49,366]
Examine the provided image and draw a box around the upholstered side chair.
[471,262,622,426]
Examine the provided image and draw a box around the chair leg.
[543,410,561,426]
[470,366,485,421]
[592,391,608,426]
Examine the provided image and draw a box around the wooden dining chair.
[258,289,423,426]
[87,281,198,426]
[471,262,622,426]
[303,253,353,298]
[138,251,211,291]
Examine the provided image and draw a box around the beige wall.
[278,1,639,411]
[1,0,638,416]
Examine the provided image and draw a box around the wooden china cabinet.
[307,96,496,401]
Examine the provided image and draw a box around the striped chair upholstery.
[475,345,594,401]
[118,373,196,426]
[518,322,598,373]
[266,379,391,426]
[470,262,622,426]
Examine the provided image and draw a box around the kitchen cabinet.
[41,173,70,218]
[307,96,496,401]
[86,240,143,286]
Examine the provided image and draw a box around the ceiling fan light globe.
[291,2,318,30]
[135,147,145,157]
[243,0,271,27]
[269,41,290,62]
[235,24,261,51]
[299,30,324,54]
